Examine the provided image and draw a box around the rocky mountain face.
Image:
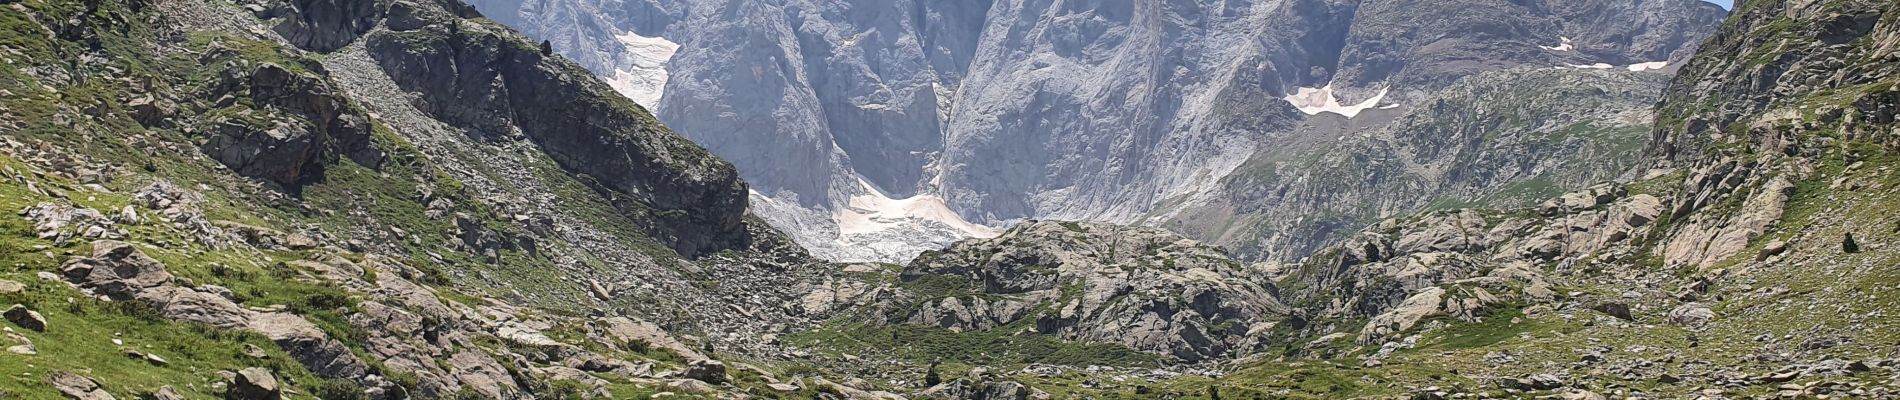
[466,0,1727,263]
[1163,68,1670,262]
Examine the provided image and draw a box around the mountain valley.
[0,0,1895,399]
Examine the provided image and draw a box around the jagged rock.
[684,359,728,385]
[62,240,174,298]
[5,304,46,332]
[229,367,282,400]
[48,371,114,400]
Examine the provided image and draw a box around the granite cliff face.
[472,0,1727,263]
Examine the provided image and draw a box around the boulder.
[229,367,282,400]
[63,241,174,298]
[0,279,24,294]
[47,371,114,400]
[4,304,45,332]
[1666,303,1715,327]
[683,359,728,385]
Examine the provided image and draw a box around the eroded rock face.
[883,221,1284,362]
[193,57,380,190]
[363,12,749,257]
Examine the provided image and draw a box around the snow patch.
[1283,85,1390,119]
[605,31,679,108]
[836,178,998,239]
[1626,61,1670,72]
[1539,36,1575,52]
[1558,61,1671,72]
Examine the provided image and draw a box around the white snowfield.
[606,31,679,108]
[1283,85,1390,119]
[1560,61,1670,72]
[1539,36,1576,52]
[1625,61,1670,72]
[836,178,999,239]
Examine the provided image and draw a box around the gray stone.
[229,367,282,400]
[5,304,46,332]
[47,371,114,400]
[683,359,728,385]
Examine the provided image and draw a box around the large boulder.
[47,371,114,400]
[61,241,174,298]
[1666,302,1715,327]
[4,304,46,332]
[683,359,728,385]
[229,367,282,400]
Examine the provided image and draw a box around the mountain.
[1161,68,1671,261]
[1,0,1895,398]
[469,0,1727,263]
[817,0,1900,397]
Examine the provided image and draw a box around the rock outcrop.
[880,221,1284,362]
[361,7,749,257]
